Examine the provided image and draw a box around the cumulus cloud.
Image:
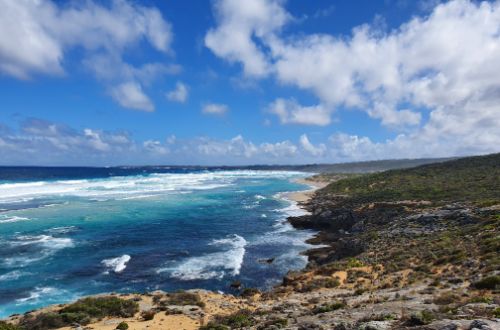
[205,0,290,77]
[268,98,331,126]
[0,0,174,111]
[202,103,229,116]
[110,82,154,112]
[205,0,500,157]
[0,119,304,166]
[2,117,498,166]
[166,82,189,103]
[143,140,169,155]
[299,134,326,157]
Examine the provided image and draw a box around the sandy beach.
[286,178,331,204]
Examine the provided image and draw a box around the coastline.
[3,160,500,329]
[285,177,330,205]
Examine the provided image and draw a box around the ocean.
[0,167,315,318]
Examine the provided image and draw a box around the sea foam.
[0,215,30,224]
[2,235,75,267]
[102,255,131,273]
[158,234,247,281]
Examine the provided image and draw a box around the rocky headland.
[2,153,499,330]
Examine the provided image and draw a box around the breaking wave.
[102,255,131,273]
[158,234,247,281]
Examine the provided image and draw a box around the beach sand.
[286,178,331,204]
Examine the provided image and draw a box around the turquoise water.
[0,170,314,318]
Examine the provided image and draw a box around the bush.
[20,296,139,330]
[257,318,288,329]
[473,276,500,290]
[312,302,345,314]
[406,310,434,326]
[141,310,156,321]
[0,321,22,330]
[346,258,364,268]
[199,324,229,330]
[359,313,396,322]
[116,321,129,330]
[165,291,205,307]
[203,309,255,329]
[61,296,138,318]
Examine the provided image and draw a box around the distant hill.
[322,152,500,204]
[242,157,454,173]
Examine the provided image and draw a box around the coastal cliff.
[2,154,499,330]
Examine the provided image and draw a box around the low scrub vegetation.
[19,296,138,330]
[200,309,255,329]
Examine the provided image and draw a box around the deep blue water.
[0,168,314,318]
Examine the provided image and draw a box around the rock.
[258,258,275,264]
[439,324,458,330]
[357,321,392,330]
[469,320,492,330]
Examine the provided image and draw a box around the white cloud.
[268,98,331,126]
[0,0,174,110]
[299,134,326,157]
[83,128,111,152]
[205,0,290,77]
[202,103,229,116]
[143,140,169,155]
[2,117,498,166]
[110,82,154,112]
[206,0,500,157]
[0,119,306,165]
[166,82,189,103]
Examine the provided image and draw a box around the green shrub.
[116,321,129,330]
[199,324,229,330]
[257,318,288,329]
[359,313,396,322]
[468,296,493,304]
[0,321,22,330]
[473,276,500,290]
[406,310,434,326]
[346,258,364,268]
[312,302,345,314]
[203,309,254,329]
[61,296,138,318]
[20,296,139,330]
[165,291,205,307]
[20,312,68,330]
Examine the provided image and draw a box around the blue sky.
[0,0,499,165]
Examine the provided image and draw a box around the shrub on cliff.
[312,302,345,314]
[164,291,205,307]
[116,321,129,330]
[0,321,22,330]
[20,296,139,330]
[405,310,434,326]
[201,309,255,329]
[473,275,500,290]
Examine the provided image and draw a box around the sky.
[0,0,499,166]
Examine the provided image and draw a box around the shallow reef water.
[0,169,314,317]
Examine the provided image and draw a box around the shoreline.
[2,176,327,322]
[285,177,330,205]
